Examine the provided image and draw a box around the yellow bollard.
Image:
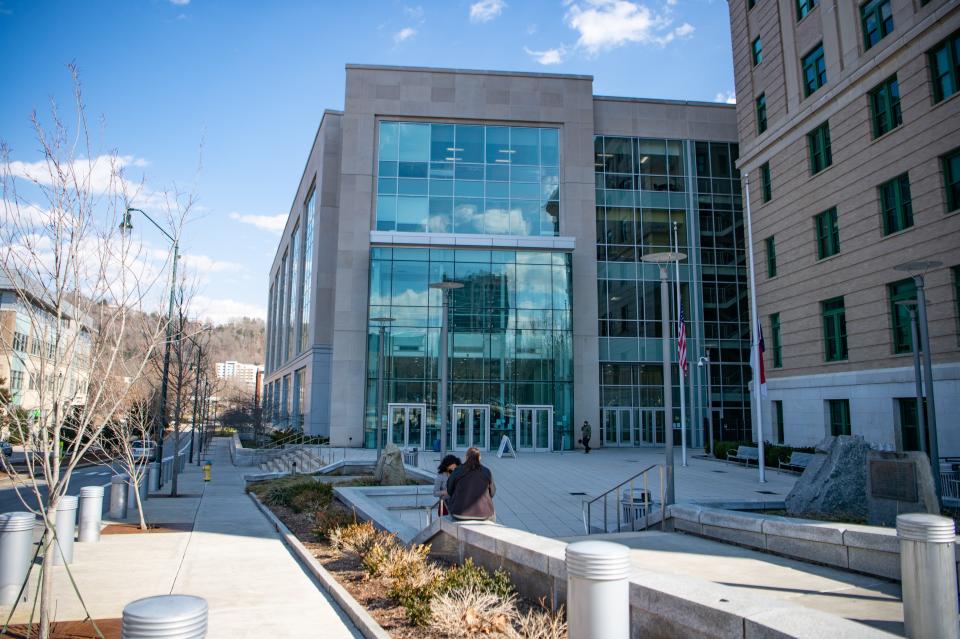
[202,462,211,482]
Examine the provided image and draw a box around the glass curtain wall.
[301,187,315,352]
[364,247,574,450]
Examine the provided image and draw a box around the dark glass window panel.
[431,124,456,162]
[456,125,484,163]
[399,162,429,178]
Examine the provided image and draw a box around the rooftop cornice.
[345,63,593,82]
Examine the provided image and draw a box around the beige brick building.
[727,0,960,452]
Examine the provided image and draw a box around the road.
[0,431,192,516]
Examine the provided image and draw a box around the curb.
[248,492,392,639]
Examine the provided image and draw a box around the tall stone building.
[727,0,960,453]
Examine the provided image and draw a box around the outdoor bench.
[778,451,813,474]
[727,445,759,466]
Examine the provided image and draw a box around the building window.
[821,296,847,362]
[814,207,840,259]
[896,398,925,451]
[748,0,756,8]
[773,400,784,444]
[827,399,851,436]
[760,162,772,202]
[808,122,833,174]
[752,38,763,66]
[300,186,315,352]
[797,0,818,20]
[929,31,960,104]
[869,75,902,138]
[861,0,893,50]
[771,312,782,368]
[943,148,960,212]
[765,236,777,277]
[888,277,917,353]
[10,370,23,391]
[12,332,28,352]
[288,220,300,360]
[802,43,827,97]
[879,173,913,235]
[756,94,768,134]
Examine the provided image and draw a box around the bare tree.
[97,399,153,530]
[0,66,172,638]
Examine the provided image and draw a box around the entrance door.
[452,404,490,451]
[639,409,665,446]
[600,408,635,447]
[386,404,426,450]
[517,405,553,452]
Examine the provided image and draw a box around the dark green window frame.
[828,399,851,436]
[869,75,901,138]
[888,277,917,354]
[760,162,772,202]
[861,0,893,51]
[748,0,756,9]
[802,43,827,96]
[929,31,960,104]
[752,38,763,66]
[797,0,818,20]
[943,148,960,212]
[774,400,784,444]
[953,266,960,341]
[814,207,840,259]
[771,312,783,368]
[765,236,777,277]
[821,296,847,362]
[807,122,832,174]
[756,93,768,134]
[879,173,913,235]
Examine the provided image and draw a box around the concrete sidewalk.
[0,438,361,638]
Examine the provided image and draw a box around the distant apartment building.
[0,272,94,420]
[727,0,960,453]
[215,360,263,392]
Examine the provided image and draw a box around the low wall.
[667,504,960,584]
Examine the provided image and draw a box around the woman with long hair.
[433,454,460,517]
[446,447,496,521]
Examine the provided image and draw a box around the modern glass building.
[263,65,749,451]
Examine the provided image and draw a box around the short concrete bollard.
[78,485,104,543]
[52,495,78,566]
[897,513,959,639]
[121,594,208,639]
[565,540,631,639]
[111,474,129,519]
[0,512,36,605]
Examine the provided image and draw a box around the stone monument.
[374,443,407,485]
[785,435,870,522]
[865,450,939,526]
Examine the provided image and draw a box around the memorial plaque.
[869,459,918,502]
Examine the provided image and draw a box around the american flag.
[757,324,768,397]
[678,307,688,377]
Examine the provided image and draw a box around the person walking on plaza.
[581,420,592,454]
[433,454,460,517]
[446,447,496,522]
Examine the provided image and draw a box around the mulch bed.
[1,618,121,639]
[100,522,193,535]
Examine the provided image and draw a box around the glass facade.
[364,247,574,450]
[375,121,560,236]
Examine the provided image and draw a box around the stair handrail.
[582,463,665,535]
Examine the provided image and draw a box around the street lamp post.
[429,280,464,455]
[121,207,179,490]
[698,349,715,457]
[641,250,686,507]
[896,301,926,455]
[371,317,395,460]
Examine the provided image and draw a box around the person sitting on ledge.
[446,446,496,522]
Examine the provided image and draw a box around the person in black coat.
[446,447,496,521]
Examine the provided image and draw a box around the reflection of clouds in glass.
[454,202,531,235]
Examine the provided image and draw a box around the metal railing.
[582,464,665,535]
[940,458,960,501]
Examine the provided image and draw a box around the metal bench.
[778,451,814,474]
[727,445,759,466]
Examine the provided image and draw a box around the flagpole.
[743,172,766,483]
[673,221,687,467]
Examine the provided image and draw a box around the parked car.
[131,440,158,460]
[1,441,12,458]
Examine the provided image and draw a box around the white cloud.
[564,0,686,54]
[169,0,189,5]
[470,0,506,23]
[404,5,424,20]
[181,253,245,274]
[228,211,287,233]
[715,90,736,104]
[191,295,266,325]
[394,27,417,43]
[674,22,694,37]
[524,46,566,65]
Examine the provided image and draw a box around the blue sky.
[0,0,736,324]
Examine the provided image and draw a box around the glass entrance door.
[452,404,490,451]
[600,408,634,447]
[387,404,426,449]
[639,409,665,446]
[517,405,553,452]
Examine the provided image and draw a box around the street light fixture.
[371,316,395,460]
[697,341,718,457]
[641,250,685,507]
[895,300,925,456]
[120,206,180,490]
[429,280,464,455]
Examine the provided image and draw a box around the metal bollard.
[129,469,148,506]
[52,495,79,566]
[565,540,631,639]
[121,594,208,639]
[150,462,160,491]
[110,474,129,519]
[78,486,104,543]
[0,512,36,604]
[897,513,959,639]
